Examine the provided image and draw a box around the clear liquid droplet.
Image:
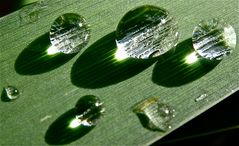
[115,5,179,60]
[1,86,20,101]
[192,18,237,60]
[133,97,175,131]
[49,13,91,54]
[195,93,208,102]
[74,95,104,127]
[19,0,48,25]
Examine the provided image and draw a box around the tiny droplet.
[19,1,48,25]
[192,18,237,60]
[1,86,20,102]
[133,97,175,131]
[195,94,208,102]
[49,13,91,54]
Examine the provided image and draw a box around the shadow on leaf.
[152,38,220,87]
[15,33,76,75]
[45,109,94,145]
[71,32,156,89]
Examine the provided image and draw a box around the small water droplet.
[195,93,208,102]
[49,13,91,54]
[133,97,175,131]
[19,1,48,25]
[1,86,20,102]
[74,95,104,127]
[115,5,179,60]
[192,18,237,60]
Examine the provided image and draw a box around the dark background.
[153,91,239,146]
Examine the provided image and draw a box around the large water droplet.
[74,95,104,127]
[115,5,179,60]
[192,18,237,60]
[49,13,91,54]
[133,97,175,131]
[1,86,20,102]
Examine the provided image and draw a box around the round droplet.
[75,95,104,127]
[49,13,90,54]
[1,86,20,101]
[115,5,179,59]
[192,18,237,60]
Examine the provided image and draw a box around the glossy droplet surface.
[115,5,179,59]
[192,18,236,60]
[49,13,90,54]
[75,95,104,127]
[133,97,174,131]
[1,86,20,101]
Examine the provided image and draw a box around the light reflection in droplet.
[46,45,60,55]
[185,52,199,64]
[69,118,81,129]
[115,48,129,61]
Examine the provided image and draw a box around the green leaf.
[0,0,238,145]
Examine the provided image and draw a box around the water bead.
[192,18,236,60]
[49,13,90,54]
[1,86,20,101]
[75,95,104,127]
[115,5,179,59]
[133,97,175,131]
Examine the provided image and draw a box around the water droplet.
[49,13,91,54]
[195,93,208,102]
[133,97,175,131]
[73,95,104,127]
[115,5,179,60]
[19,1,48,25]
[192,18,237,60]
[1,86,20,102]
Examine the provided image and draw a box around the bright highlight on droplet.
[115,48,129,61]
[185,52,199,64]
[47,46,60,55]
[69,118,81,129]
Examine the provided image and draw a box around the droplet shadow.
[15,33,76,75]
[1,88,11,102]
[45,108,94,145]
[152,38,220,87]
[71,32,156,89]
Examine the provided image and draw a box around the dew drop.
[192,18,237,60]
[115,5,179,60]
[1,86,20,102]
[133,97,175,131]
[74,95,104,127]
[49,13,91,54]
[195,93,208,102]
[19,0,48,25]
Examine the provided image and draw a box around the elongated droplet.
[74,95,104,127]
[115,5,179,60]
[195,94,208,102]
[1,86,20,102]
[192,18,237,60]
[133,97,175,131]
[49,13,91,54]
